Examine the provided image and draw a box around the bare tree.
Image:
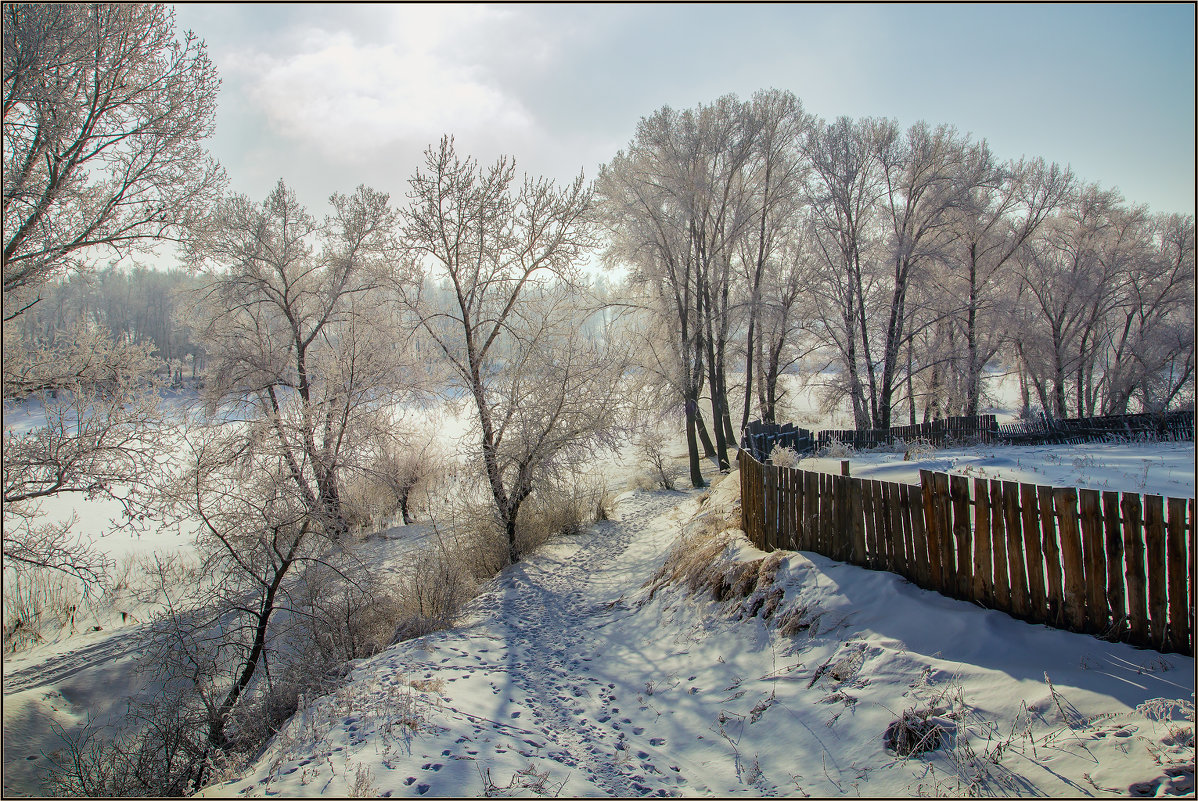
[802,115,890,428]
[598,97,762,479]
[940,154,1073,417]
[118,179,419,785]
[736,89,811,430]
[183,179,408,538]
[2,3,223,315]
[401,136,630,564]
[2,2,222,590]
[2,325,165,584]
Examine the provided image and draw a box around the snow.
[3,378,1194,797]
[800,441,1195,499]
[189,468,1194,798]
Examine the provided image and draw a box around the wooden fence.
[797,409,1192,454]
[738,450,1195,656]
[817,415,998,450]
[741,420,816,461]
[995,410,1194,445]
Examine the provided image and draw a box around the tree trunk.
[684,395,706,488]
[965,252,980,418]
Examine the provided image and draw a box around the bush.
[818,439,856,459]
[637,430,682,490]
[391,546,477,643]
[902,438,937,461]
[884,707,945,756]
[769,446,802,469]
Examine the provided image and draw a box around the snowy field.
[2,377,1194,796]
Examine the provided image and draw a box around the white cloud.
[225,10,536,162]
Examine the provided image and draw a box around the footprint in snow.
[404,777,416,785]
[416,784,430,795]
[650,738,666,746]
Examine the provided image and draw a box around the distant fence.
[743,409,1193,461]
[740,420,816,462]
[738,450,1195,656]
[996,410,1194,445]
[817,415,997,451]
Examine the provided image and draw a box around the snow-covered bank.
[802,440,1194,499]
[199,471,1195,798]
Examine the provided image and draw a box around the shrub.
[637,430,682,490]
[769,446,802,469]
[818,439,856,459]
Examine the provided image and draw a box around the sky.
[170,3,1195,221]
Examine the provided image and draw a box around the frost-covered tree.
[401,136,631,565]
[599,96,766,478]
[802,116,890,428]
[146,179,422,781]
[2,2,222,587]
[940,154,1073,417]
[736,89,812,429]
[2,3,223,315]
[184,179,410,538]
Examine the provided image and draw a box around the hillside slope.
[201,473,1195,798]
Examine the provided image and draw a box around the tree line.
[598,90,1194,486]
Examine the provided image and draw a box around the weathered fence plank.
[1102,490,1126,640]
[1021,483,1047,620]
[973,478,993,606]
[1144,495,1168,649]
[920,472,943,589]
[861,479,878,567]
[906,483,930,586]
[1055,487,1086,633]
[876,480,893,571]
[1078,489,1107,633]
[990,479,1010,612]
[1039,485,1064,627]
[935,472,955,597]
[886,481,906,578]
[1165,497,1190,654]
[950,475,972,599]
[1122,494,1149,646]
[1004,481,1030,619]
[899,483,916,581]
[850,477,866,566]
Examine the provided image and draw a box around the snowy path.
[467,490,679,795]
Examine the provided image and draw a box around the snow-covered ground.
[3,377,1194,796]
[801,441,1195,499]
[192,467,1194,798]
